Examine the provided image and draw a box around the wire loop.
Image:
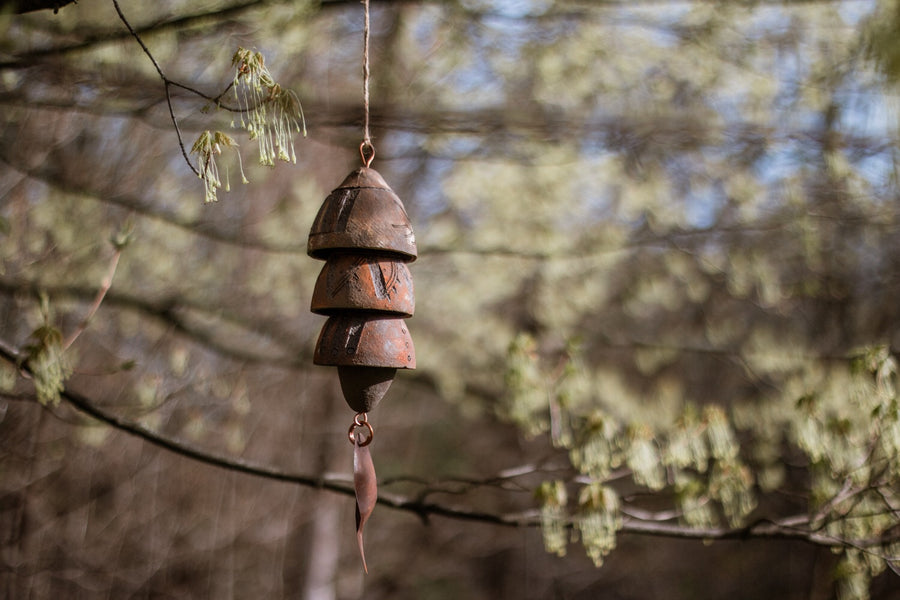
[359,141,375,167]
[348,412,374,446]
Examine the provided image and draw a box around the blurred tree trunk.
[299,390,345,600]
[301,495,342,600]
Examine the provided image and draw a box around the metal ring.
[359,140,375,168]
[348,420,374,447]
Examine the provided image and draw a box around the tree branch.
[0,277,308,368]
[0,0,275,70]
[0,152,306,254]
[62,243,123,351]
[6,141,893,273]
[111,0,198,176]
[0,335,528,526]
[1,0,77,13]
[0,335,893,554]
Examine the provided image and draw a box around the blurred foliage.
[24,323,69,406]
[1,0,900,599]
[864,0,900,85]
[23,295,70,406]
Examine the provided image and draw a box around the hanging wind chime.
[307,0,416,574]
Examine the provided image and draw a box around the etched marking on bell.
[369,261,389,299]
[344,320,364,355]
[335,189,357,231]
[313,188,359,235]
[327,255,363,295]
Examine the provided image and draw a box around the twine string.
[360,0,374,167]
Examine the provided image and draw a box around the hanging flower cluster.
[190,48,306,203]
[190,130,246,203]
[231,47,306,167]
[25,299,72,408]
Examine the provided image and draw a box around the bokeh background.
[2,0,900,598]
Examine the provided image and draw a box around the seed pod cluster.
[308,167,416,412]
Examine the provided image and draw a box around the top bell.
[308,167,417,261]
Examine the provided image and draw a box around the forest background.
[2,0,900,598]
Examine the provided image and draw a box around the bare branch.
[62,243,123,351]
[0,277,308,368]
[1,0,77,13]
[0,334,893,554]
[111,0,198,176]
[0,0,275,70]
[0,152,305,254]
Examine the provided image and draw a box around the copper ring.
[348,419,374,447]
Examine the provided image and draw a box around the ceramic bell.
[308,167,416,412]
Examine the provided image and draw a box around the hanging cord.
[359,0,375,167]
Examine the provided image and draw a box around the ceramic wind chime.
[307,0,416,573]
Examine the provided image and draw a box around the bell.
[308,168,417,261]
[313,315,415,369]
[308,166,416,414]
[311,255,414,317]
[338,366,396,413]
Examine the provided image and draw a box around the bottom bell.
[339,366,396,412]
[313,315,415,413]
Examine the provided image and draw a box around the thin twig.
[63,247,122,351]
[111,0,199,176]
[169,80,241,111]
